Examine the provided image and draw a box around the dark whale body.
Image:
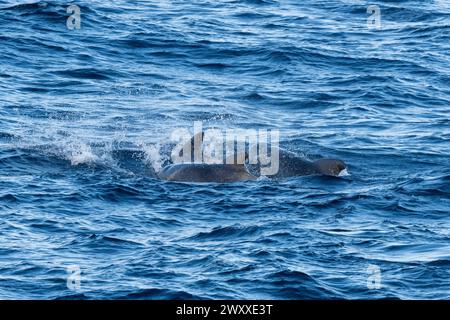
[258,148,346,179]
[158,148,346,183]
[158,163,256,183]
[157,132,347,183]
[249,148,318,179]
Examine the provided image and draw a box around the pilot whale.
[158,156,346,183]
[157,136,346,183]
[156,131,347,183]
[256,148,347,179]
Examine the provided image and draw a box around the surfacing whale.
[157,133,347,183]
[158,156,346,183]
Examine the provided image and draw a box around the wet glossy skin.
[158,163,257,183]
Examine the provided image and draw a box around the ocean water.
[0,0,449,300]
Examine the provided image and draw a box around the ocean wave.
[0,0,449,300]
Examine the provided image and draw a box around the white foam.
[256,175,271,181]
[68,142,98,166]
[338,168,350,177]
[142,143,164,173]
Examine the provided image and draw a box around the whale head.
[313,159,347,176]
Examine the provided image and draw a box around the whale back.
[158,163,257,183]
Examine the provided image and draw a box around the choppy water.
[1,0,449,299]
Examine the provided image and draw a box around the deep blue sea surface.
[0,0,449,299]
